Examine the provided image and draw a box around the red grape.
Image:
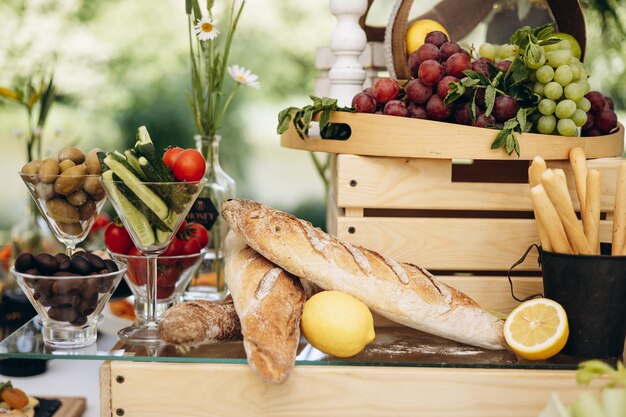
[426,94,452,120]
[583,128,602,137]
[383,100,408,117]
[474,113,496,128]
[407,102,428,119]
[439,42,462,61]
[582,113,594,131]
[492,95,518,122]
[424,31,448,48]
[595,110,618,133]
[418,60,444,86]
[363,87,374,96]
[436,75,459,99]
[405,79,433,104]
[416,44,440,65]
[373,78,400,104]
[606,96,615,110]
[496,60,512,73]
[352,92,377,113]
[585,91,608,114]
[443,53,471,78]
[475,89,486,109]
[470,60,490,77]
[454,103,472,125]
[476,57,493,63]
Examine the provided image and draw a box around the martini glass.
[100,177,206,343]
[19,173,107,255]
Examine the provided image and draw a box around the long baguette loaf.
[222,199,506,350]
[224,231,305,384]
[158,298,242,345]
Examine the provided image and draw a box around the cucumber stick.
[134,126,175,182]
[124,149,145,179]
[102,171,156,247]
[112,174,172,232]
[103,156,169,219]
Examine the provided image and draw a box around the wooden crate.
[282,113,625,314]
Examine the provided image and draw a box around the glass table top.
[0,317,604,369]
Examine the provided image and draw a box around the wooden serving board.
[280,112,624,160]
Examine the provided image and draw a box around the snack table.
[0,317,610,417]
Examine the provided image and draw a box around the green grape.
[578,66,588,80]
[554,65,573,86]
[535,65,555,84]
[564,83,583,102]
[546,50,572,68]
[497,44,518,59]
[572,109,588,127]
[543,41,562,53]
[570,65,581,81]
[577,97,591,112]
[544,82,564,100]
[533,81,545,96]
[538,98,556,115]
[479,43,497,60]
[559,40,572,51]
[538,115,557,134]
[555,99,577,119]
[577,79,591,94]
[557,118,577,136]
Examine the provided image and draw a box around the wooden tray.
[280,112,624,160]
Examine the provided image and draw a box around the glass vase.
[184,135,235,301]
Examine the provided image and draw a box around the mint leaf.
[470,89,478,123]
[516,108,527,132]
[524,42,545,68]
[506,133,516,154]
[277,107,299,134]
[491,129,508,149]
[534,23,555,41]
[444,82,464,104]
[504,118,519,130]
[319,107,332,129]
[484,85,496,117]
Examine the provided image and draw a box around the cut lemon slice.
[504,298,569,360]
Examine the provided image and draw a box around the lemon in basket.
[406,19,449,55]
[504,298,569,360]
[301,291,375,358]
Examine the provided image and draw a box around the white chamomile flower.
[194,17,219,41]
[227,65,260,89]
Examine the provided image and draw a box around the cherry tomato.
[158,236,184,265]
[171,149,206,182]
[127,247,147,286]
[176,220,187,236]
[1,387,29,409]
[163,146,184,169]
[180,238,202,268]
[91,213,111,233]
[156,285,175,300]
[104,223,134,254]
[157,264,180,288]
[187,223,209,247]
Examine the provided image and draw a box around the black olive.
[69,255,92,275]
[82,253,106,271]
[14,253,35,272]
[34,253,59,275]
[103,259,119,272]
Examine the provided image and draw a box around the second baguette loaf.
[222,199,506,350]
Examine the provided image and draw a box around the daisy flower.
[227,65,260,89]
[194,17,219,41]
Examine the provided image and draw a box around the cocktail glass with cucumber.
[99,126,206,343]
[19,147,108,255]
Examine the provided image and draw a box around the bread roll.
[222,199,506,350]
[158,298,242,345]
[224,232,305,384]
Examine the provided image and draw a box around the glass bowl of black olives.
[10,251,127,348]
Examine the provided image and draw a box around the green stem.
[26,107,34,162]
[215,84,240,131]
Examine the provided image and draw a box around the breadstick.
[530,185,573,254]
[612,163,626,255]
[528,157,552,250]
[569,147,588,216]
[542,169,593,254]
[583,169,601,255]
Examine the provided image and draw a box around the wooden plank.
[107,361,601,417]
[336,217,613,271]
[99,362,112,417]
[281,112,624,160]
[335,154,622,211]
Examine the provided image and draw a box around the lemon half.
[504,298,569,360]
[301,291,375,358]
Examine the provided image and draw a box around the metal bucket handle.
[507,244,544,302]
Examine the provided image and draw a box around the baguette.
[224,232,305,384]
[158,298,242,345]
[222,199,506,350]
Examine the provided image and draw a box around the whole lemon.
[301,291,375,358]
[406,19,449,55]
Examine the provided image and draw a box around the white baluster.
[328,0,368,106]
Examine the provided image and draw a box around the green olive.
[85,148,102,175]
[21,160,42,184]
[59,159,76,173]
[46,198,80,223]
[57,146,85,165]
[38,158,60,184]
[53,164,87,195]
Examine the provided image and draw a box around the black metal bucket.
[509,243,626,358]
